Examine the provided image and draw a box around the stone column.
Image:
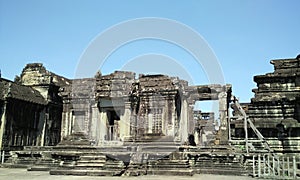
[216,91,229,145]
[90,103,99,144]
[167,97,176,137]
[41,110,49,146]
[98,108,108,144]
[61,103,71,140]
[86,103,91,135]
[0,101,7,150]
[120,101,131,141]
[179,99,189,143]
[188,103,195,135]
[67,110,73,136]
[61,111,66,139]
[129,101,137,140]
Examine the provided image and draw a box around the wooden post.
[258,154,261,177]
[293,156,296,179]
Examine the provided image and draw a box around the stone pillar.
[41,111,48,146]
[61,103,71,140]
[216,91,229,145]
[179,99,189,143]
[166,97,176,137]
[129,102,137,140]
[188,103,195,135]
[0,101,7,150]
[86,104,91,135]
[98,109,108,144]
[120,102,131,141]
[67,111,72,136]
[61,111,66,139]
[90,103,99,144]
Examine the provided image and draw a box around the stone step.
[59,162,76,168]
[149,164,190,168]
[34,162,59,166]
[195,168,249,176]
[80,155,106,160]
[124,169,147,176]
[50,169,124,176]
[103,166,125,169]
[149,163,190,167]
[77,159,106,163]
[27,166,52,171]
[150,159,189,163]
[194,162,244,168]
[124,141,181,146]
[1,163,30,168]
[15,159,38,164]
[76,164,105,167]
[58,141,91,146]
[194,164,245,169]
[147,169,194,176]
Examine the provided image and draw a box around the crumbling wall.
[94,71,135,144]
[18,63,70,146]
[231,56,300,152]
[137,75,179,138]
[0,78,47,150]
[60,78,96,142]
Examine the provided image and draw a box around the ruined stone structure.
[59,71,232,146]
[2,56,300,178]
[194,111,217,146]
[0,78,46,151]
[0,63,70,152]
[0,62,231,152]
[0,62,234,176]
[231,56,300,152]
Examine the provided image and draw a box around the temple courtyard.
[0,55,300,179]
[0,168,253,180]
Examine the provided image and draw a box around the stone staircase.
[123,162,147,176]
[50,154,125,176]
[57,132,91,146]
[27,158,60,171]
[123,139,187,176]
[2,132,253,177]
[147,158,194,176]
[181,145,250,176]
[193,155,249,176]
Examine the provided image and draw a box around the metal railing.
[232,96,272,153]
[253,154,299,179]
[0,150,5,164]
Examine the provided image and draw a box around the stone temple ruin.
[0,55,300,178]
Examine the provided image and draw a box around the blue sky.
[0,0,299,102]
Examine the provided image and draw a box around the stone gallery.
[0,55,299,178]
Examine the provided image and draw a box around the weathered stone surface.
[1,62,233,177]
[0,63,72,152]
[231,56,300,152]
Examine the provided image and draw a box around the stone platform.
[2,142,252,177]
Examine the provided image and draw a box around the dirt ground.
[0,168,254,180]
